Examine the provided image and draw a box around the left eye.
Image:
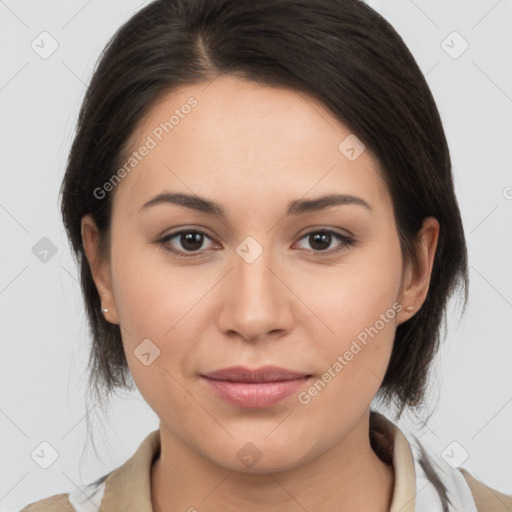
[158,229,354,257]
[295,230,354,254]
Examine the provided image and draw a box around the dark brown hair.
[60,0,468,429]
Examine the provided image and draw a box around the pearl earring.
[405,306,414,312]
[101,307,109,313]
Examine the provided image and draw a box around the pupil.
[182,232,203,251]
[310,232,331,250]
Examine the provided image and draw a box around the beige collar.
[386,419,417,511]
[99,429,159,511]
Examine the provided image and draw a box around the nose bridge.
[221,234,289,339]
[234,234,279,306]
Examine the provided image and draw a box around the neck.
[151,411,395,512]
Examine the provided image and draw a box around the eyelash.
[157,228,356,259]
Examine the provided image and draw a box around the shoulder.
[19,429,159,512]
[408,431,512,511]
[20,493,75,511]
[20,474,107,512]
[459,468,512,512]
[377,410,506,512]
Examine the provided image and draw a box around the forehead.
[112,75,391,218]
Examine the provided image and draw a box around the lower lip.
[202,377,311,408]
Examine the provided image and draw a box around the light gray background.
[1,1,511,510]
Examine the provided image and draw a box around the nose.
[217,242,294,343]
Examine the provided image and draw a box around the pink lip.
[201,365,312,408]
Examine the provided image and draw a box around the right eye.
[158,229,220,257]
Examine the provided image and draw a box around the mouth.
[200,365,313,408]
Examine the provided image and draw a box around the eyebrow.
[138,192,373,217]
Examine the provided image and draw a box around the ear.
[81,214,119,324]
[396,216,439,325]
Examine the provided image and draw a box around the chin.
[202,433,315,475]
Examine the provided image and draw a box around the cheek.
[110,232,209,337]
[295,278,398,426]
[296,238,402,392]
[110,247,204,414]
[304,239,402,337]
[107,238,188,380]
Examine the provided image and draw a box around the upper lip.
[202,365,311,383]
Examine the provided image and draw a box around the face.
[84,75,437,473]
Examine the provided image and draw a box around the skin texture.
[82,75,439,511]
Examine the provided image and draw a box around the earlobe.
[81,214,119,324]
[397,217,440,324]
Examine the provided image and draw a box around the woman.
[21,0,511,510]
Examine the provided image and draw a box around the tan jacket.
[20,412,512,511]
